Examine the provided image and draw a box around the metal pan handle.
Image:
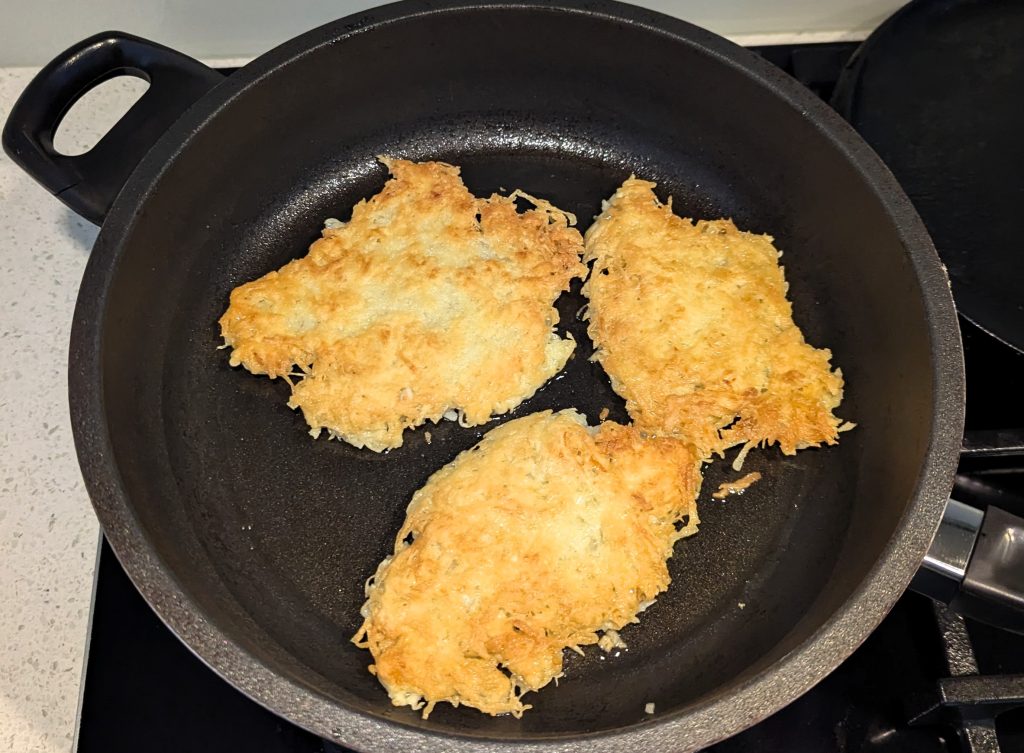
[1,32,224,225]
[912,431,1024,633]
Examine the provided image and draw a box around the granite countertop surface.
[1,65,103,753]
[0,61,248,753]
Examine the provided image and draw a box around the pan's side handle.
[1,32,224,226]
[957,505,1024,630]
[913,498,1024,634]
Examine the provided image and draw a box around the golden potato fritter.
[219,158,585,451]
[353,409,702,717]
[583,177,847,460]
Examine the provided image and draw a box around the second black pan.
[832,0,1024,353]
[2,2,964,751]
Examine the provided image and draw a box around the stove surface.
[75,43,1024,753]
[75,538,1024,753]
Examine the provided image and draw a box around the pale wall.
[0,0,906,66]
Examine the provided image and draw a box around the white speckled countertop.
[0,61,249,753]
[1,66,101,753]
[0,29,860,752]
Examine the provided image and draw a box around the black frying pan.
[0,2,976,750]
[832,0,1024,354]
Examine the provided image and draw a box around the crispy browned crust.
[353,409,702,717]
[219,158,585,451]
[583,177,847,459]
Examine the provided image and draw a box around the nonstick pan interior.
[74,3,958,745]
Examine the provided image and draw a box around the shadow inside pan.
[91,4,937,742]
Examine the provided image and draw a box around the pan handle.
[912,498,1024,634]
[1,32,224,225]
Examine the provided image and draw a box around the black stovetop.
[75,43,1024,753]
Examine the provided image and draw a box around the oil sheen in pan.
[169,138,851,732]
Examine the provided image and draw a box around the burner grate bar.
[909,604,1024,753]
[961,719,1002,753]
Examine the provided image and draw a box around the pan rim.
[68,1,966,750]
